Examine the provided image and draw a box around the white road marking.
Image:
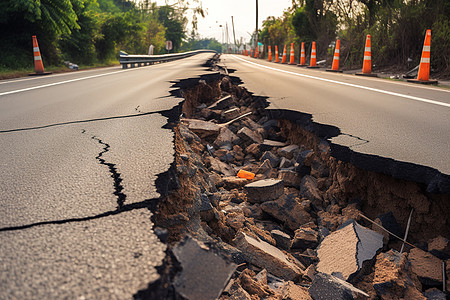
[231,55,450,108]
[0,69,134,96]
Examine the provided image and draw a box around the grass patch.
[0,60,120,80]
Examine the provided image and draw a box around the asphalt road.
[223,54,450,191]
[0,53,216,299]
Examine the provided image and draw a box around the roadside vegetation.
[0,0,220,74]
[258,0,450,77]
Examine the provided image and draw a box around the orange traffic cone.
[274,45,280,63]
[327,39,342,72]
[281,45,287,64]
[254,45,259,58]
[356,35,377,77]
[289,43,295,65]
[307,42,319,68]
[268,46,272,62]
[408,30,438,84]
[298,42,306,66]
[30,36,51,76]
[250,49,253,57]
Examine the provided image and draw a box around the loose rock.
[244,179,284,203]
[309,272,370,300]
[409,248,443,287]
[234,232,305,281]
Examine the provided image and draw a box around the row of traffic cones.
[242,30,436,84]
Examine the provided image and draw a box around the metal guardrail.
[119,49,217,69]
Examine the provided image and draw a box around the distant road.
[0,53,216,299]
[223,54,450,191]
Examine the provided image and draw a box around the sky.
[152,0,293,44]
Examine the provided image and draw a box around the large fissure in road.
[142,57,450,299]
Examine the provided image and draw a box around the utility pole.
[255,0,258,57]
[231,16,237,53]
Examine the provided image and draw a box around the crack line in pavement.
[0,199,158,232]
[0,110,166,134]
[340,133,370,148]
[84,131,126,209]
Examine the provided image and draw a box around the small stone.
[214,127,240,148]
[260,151,280,168]
[260,194,313,231]
[234,232,305,281]
[317,220,383,281]
[278,170,301,187]
[183,119,220,138]
[222,177,249,190]
[237,269,273,298]
[207,157,236,176]
[409,248,443,287]
[309,272,369,300]
[245,143,261,157]
[280,144,300,159]
[292,224,320,250]
[271,229,292,250]
[238,127,263,144]
[172,236,237,300]
[300,175,323,209]
[228,281,252,300]
[244,179,284,203]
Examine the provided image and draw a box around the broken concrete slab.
[244,179,284,203]
[309,272,370,300]
[208,95,233,110]
[238,127,263,144]
[279,144,300,159]
[408,248,443,287]
[182,119,221,138]
[279,157,295,169]
[428,236,450,259]
[423,288,446,300]
[278,170,301,187]
[300,175,324,209]
[234,232,305,281]
[214,127,240,148]
[172,236,237,300]
[317,221,383,281]
[260,194,313,231]
[271,229,292,250]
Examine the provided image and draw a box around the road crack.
[82,130,126,209]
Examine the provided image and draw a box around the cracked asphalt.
[0,53,216,299]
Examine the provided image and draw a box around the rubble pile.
[149,74,449,300]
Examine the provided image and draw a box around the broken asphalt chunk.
[234,232,305,281]
[182,119,220,138]
[244,179,284,203]
[172,236,237,300]
[309,272,370,300]
[316,220,383,281]
[408,248,443,287]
